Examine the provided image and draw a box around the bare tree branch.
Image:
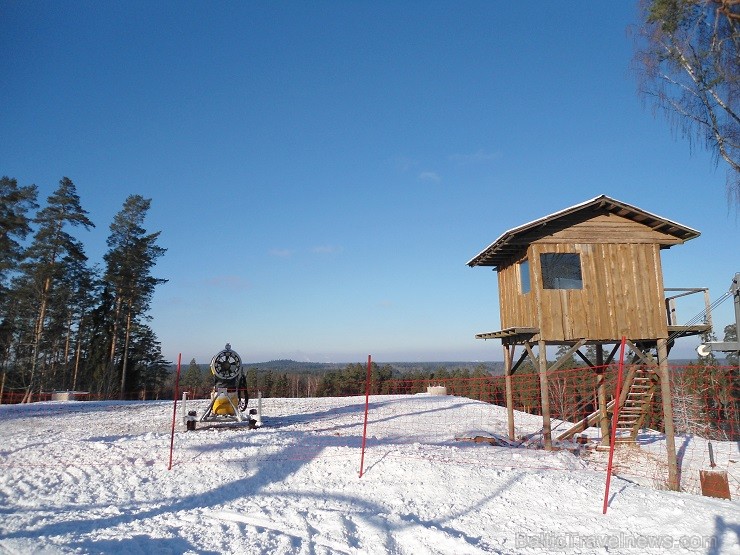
[633,0,740,204]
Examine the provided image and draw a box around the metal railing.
[664,287,712,329]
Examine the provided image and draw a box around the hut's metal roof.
[466,195,700,269]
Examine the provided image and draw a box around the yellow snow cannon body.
[212,391,239,415]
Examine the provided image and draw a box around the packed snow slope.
[0,395,738,554]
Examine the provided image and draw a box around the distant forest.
[172,352,740,442]
[176,355,724,402]
[177,359,505,399]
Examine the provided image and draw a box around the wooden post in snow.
[596,345,609,446]
[657,338,679,490]
[538,340,552,450]
[504,344,515,441]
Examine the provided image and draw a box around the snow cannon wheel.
[186,411,197,431]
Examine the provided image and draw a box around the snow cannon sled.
[198,343,259,426]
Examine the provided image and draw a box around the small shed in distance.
[468,195,710,490]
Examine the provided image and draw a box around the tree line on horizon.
[0,176,168,402]
[176,341,738,441]
[178,359,496,400]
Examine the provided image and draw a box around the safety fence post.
[359,354,372,477]
[168,353,182,470]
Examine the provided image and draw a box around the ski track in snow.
[0,395,738,554]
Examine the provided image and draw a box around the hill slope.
[0,396,737,554]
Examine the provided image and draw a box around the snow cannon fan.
[199,343,249,423]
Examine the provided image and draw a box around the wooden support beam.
[546,339,587,375]
[574,348,594,367]
[510,348,530,376]
[523,341,538,368]
[503,344,515,441]
[603,343,621,365]
[596,345,610,445]
[537,340,553,450]
[624,339,654,365]
[657,338,679,491]
[556,398,616,441]
[577,342,630,369]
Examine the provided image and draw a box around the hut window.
[519,259,531,293]
[540,253,582,290]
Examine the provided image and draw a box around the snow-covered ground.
[0,395,738,554]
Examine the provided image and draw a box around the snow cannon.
[199,343,249,424]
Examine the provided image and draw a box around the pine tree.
[181,358,203,393]
[102,195,166,398]
[125,323,170,400]
[0,176,38,292]
[273,373,290,397]
[0,176,38,400]
[16,178,93,401]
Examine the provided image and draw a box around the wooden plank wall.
[496,213,673,341]
[498,256,535,330]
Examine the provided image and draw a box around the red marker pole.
[359,354,372,478]
[603,337,626,514]
[168,353,182,470]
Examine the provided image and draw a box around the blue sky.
[2,1,737,363]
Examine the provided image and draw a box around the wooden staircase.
[556,367,656,444]
[613,369,656,443]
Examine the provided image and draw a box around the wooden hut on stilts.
[467,195,712,491]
